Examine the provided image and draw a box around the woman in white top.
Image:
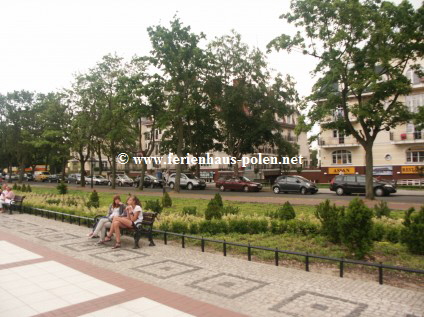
[105,195,143,249]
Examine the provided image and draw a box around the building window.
[406,149,424,163]
[332,150,352,164]
[406,94,424,114]
[406,68,423,85]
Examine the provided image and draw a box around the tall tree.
[147,16,206,192]
[207,31,298,175]
[269,0,424,199]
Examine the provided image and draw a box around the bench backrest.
[142,212,156,224]
[13,195,25,203]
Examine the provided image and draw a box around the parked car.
[109,174,134,187]
[272,175,318,195]
[167,173,206,190]
[330,174,396,197]
[216,176,262,192]
[133,175,164,188]
[34,171,50,182]
[67,173,82,184]
[24,173,34,181]
[47,174,60,183]
[85,175,109,185]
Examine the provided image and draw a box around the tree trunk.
[195,162,200,178]
[97,142,103,174]
[79,152,86,187]
[233,162,239,177]
[61,157,66,182]
[111,147,116,190]
[18,161,25,183]
[138,162,146,190]
[174,118,184,192]
[364,144,374,200]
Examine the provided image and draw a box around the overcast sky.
[0,0,420,98]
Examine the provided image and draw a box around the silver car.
[85,175,109,185]
[167,173,206,190]
[110,174,134,187]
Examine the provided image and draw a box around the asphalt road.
[28,181,424,205]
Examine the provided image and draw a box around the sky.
[0,0,420,98]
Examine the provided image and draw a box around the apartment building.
[318,63,424,183]
[134,111,311,180]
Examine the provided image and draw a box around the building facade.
[318,63,424,183]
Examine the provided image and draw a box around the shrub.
[401,207,424,254]
[385,226,400,244]
[21,184,27,192]
[12,183,17,190]
[374,201,391,218]
[27,184,32,192]
[182,206,197,216]
[189,222,199,234]
[315,199,342,243]
[271,201,296,220]
[16,184,22,191]
[227,218,250,234]
[86,190,99,209]
[46,199,61,205]
[223,206,240,215]
[339,198,374,259]
[199,219,228,235]
[56,181,68,195]
[286,219,320,235]
[248,218,268,234]
[372,222,385,241]
[213,193,224,207]
[162,192,172,207]
[145,200,163,214]
[204,199,222,220]
[170,220,189,233]
[158,220,171,231]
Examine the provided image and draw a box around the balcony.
[321,109,358,123]
[390,131,424,144]
[282,135,298,143]
[318,137,360,148]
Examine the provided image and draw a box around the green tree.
[147,16,207,192]
[208,31,298,175]
[269,0,424,199]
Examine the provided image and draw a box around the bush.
[189,222,199,234]
[227,218,250,234]
[182,206,197,216]
[339,198,374,259]
[286,219,320,235]
[12,183,17,190]
[401,207,424,254]
[204,199,222,220]
[213,193,224,207]
[199,219,228,235]
[223,206,240,215]
[162,192,172,207]
[170,220,189,233]
[385,226,400,244]
[27,184,32,192]
[372,222,385,241]
[315,199,342,243]
[21,184,27,192]
[46,199,61,205]
[145,200,163,214]
[374,201,391,218]
[86,190,99,209]
[56,181,68,195]
[270,201,296,220]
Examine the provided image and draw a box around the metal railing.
[6,204,424,285]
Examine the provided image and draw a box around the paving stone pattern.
[1,213,423,317]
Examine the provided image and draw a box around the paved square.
[0,241,43,265]
[90,249,149,262]
[188,273,268,299]
[20,227,57,236]
[0,261,123,316]
[37,232,80,242]
[270,291,368,317]
[79,297,195,317]
[133,260,201,279]
[62,241,104,252]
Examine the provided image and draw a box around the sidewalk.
[1,213,423,317]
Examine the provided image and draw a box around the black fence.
[7,204,424,285]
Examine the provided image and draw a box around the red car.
[216,176,262,192]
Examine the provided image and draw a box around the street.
[28,181,424,205]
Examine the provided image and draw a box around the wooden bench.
[6,195,26,214]
[93,212,157,249]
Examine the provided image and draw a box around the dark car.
[216,176,262,192]
[330,174,396,197]
[67,173,82,184]
[133,175,164,188]
[272,175,318,195]
[48,174,61,183]
[24,173,34,181]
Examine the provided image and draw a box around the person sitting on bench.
[0,185,15,213]
[89,195,126,240]
[104,195,143,249]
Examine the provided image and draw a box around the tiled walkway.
[0,213,423,317]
